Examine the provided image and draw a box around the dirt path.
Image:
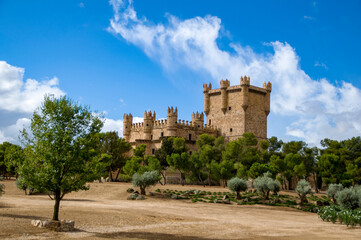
[0,180,360,240]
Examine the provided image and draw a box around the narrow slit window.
[230,128,233,132]
[189,134,192,140]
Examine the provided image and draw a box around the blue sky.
[0,0,361,146]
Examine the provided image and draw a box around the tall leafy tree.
[101,131,131,181]
[19,96,110,221]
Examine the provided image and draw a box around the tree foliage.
[295,179,312,205]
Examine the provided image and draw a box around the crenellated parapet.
[240,76,250,112]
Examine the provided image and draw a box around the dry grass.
[0,180,360,240]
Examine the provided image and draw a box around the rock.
[31,219,75,232]
[136,195,145,200]
[127,188,134,193]
[222,195,230,201]
[222,199,231,204]
[31,220,41,227]
[171,194,179,199]
[134,190,139,194]
[127,193,138,200]
[213,199,222,203]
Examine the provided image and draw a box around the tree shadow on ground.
[0,213,46,220]
[62,198,94,202]
[92,231,219,240]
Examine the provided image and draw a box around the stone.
[171,194,179,199]
[31,219,75,232]
[136,195,145,200]
[127,188,134,193]
[213,199,222,203]
[127,193,138,200]
[222,195,230,201]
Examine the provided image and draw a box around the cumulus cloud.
[108,0,361,145]
[0,61,65,113]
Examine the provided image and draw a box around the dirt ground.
[0,180,360,240]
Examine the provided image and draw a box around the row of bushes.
[318,205,361,227]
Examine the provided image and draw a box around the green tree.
[248,162,277,179]
[166,152,189,185]
[100,131,131,181]
[254,173,280,200]
[132,170,160,195]
[0,177,4,197]
[228,177,247,199]
[327,183,343,204]
[154,137,173,184]
[295,179,312,205]
[19,96,110,221]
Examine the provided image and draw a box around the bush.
[336,187,360,210]
[254,174,280,200]
[295,180,312,205]
[132,170,160,195]
[268,179,281,195]
[318,205,361,227]
[228,177,247,199]
[327,183,343,204]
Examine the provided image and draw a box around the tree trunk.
[140,186,146,195]
[109,169,113,182]
[312,173,319,193]
[160,171,166,185]
[236,192,240,200]
[115,168,121,181]
[52,190,61,221]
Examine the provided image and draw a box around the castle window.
[146,123,149,126]
[209,120,211,125]
[189,134,192,140]
[230,128,233,132]
[161,132,164,137]
[229,106,232,111]
[126,126,128,129]
[152,148,155,154]
[151,135,153,140]
[198,125,200,128]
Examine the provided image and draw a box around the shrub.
[295,179,312,205]
[336,187,360,210]
[254,174,280,200]
[326,183,343,204]
[132,170,160,195]
[268,179,281,195]
[228,177,247,199]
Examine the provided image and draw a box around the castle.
[123,76,271,155]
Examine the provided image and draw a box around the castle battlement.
[123,76,271,155]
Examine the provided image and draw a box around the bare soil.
[0,180,360,240]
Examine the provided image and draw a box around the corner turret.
[166,107,178,136]
[220,79,230,114]
[240,76,250,111]
[203,83,212,116]
[123,113,133,141]
[263,81,272,116]
[143,110,155,140]
[192,112,204,129]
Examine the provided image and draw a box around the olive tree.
[228,177,247,199]
[254,173,280,200]
[19,96,109,221]
[326,183,343,204]
[132,170,160,195]
[295,179,312,205]
[335,187,360,209]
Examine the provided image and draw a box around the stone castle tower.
[123,76,271,155]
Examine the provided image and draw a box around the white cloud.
[78,2,85,8]
[0,61,65,113]
[303,16,315,20]
[0,117,31,143]
[314,61,328,70]
[108,0,361,146]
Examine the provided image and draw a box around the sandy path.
[0,180,360,240]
